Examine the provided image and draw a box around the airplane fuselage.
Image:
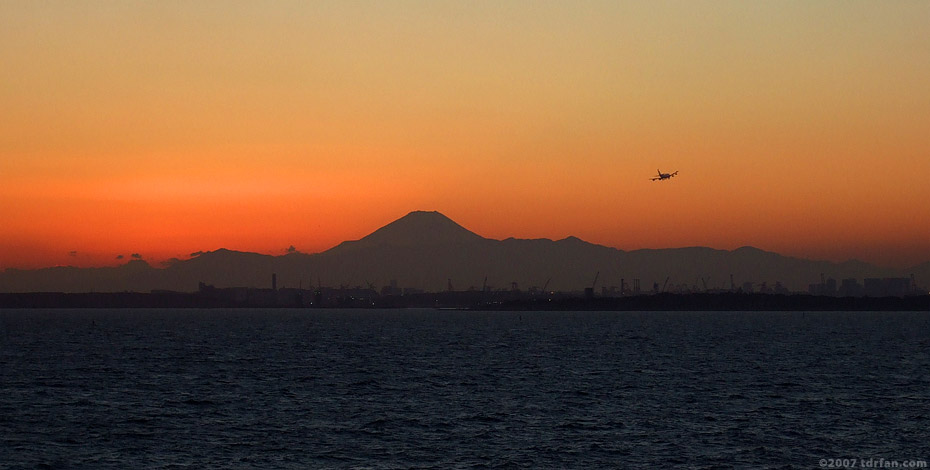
[651,169,678,181]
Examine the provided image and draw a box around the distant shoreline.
[1,291,927,311]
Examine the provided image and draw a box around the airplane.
[650,169,678,181]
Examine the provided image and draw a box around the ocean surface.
[1,309,928,469]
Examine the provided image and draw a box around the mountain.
[370,210,484,245]
[0,211,923,293]
[332,211,486,251]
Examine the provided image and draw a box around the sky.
[2,1,929,270]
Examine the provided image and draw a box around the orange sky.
[2,1,929,270]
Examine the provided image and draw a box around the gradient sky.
[2,1,929,270]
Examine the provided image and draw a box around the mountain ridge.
[1,211,926,293]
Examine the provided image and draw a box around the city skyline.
[2,1,929,270]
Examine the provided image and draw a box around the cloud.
[116,254,124,260]
[131,253,142,260]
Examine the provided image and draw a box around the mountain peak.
[355,211,486,247]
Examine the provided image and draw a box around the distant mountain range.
[2,211,927,293]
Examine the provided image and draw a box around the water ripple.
[1,309,929,468]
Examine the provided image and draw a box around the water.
[1,309,928,469]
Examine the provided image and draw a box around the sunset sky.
[2,1,929,270]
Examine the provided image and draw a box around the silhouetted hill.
[0,211,923,293]
[0,260,159,293]
[164,249,278,289]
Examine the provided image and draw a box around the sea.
[1,309,928,469]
